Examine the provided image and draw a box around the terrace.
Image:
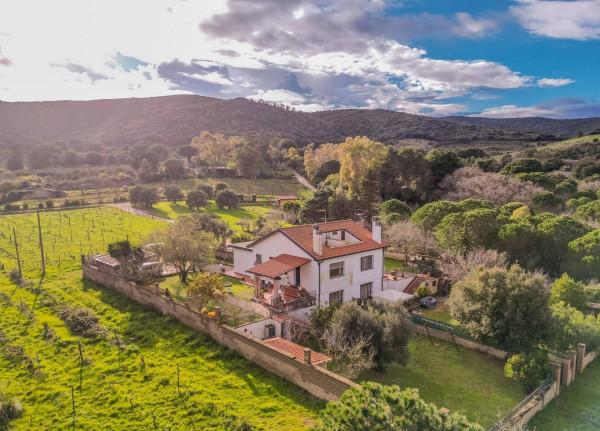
[246,254,316,312]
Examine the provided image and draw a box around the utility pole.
[12,227,22,279]
[37,211,46,276]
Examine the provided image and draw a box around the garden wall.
[412,321,509,360]
[82,259,355,401]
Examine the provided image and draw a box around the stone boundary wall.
[82,259,355,401]
[489,343,598,431]
[412,323,509,360]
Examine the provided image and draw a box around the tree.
[107,240,132,259]
[164,185,184,202]
[537,216,589,275]
[498,222,541,269]
[232,144,262,178]
[162,158,185,180]
[313,160,341,185]
[84,151,104,166]
[380,148,433,203]
[502,158,543,175]
[62,149,80,166]
[313,383,483,431]
[300,190,330,224]
[6,148,24,171]
[426,149,461,184]
[575,200,600,223]
[550,301,600,351]
[551,274,588,311]
[196,184,214,198]
[411,201,461,232]
[186,189,208,210]
[438,167,543,205]
[28,145,54,169]
[449,265,552,352]
[177,145,198,163]
[380,199,411,223]
[191,213,232,246]
[191,131,237,166]
[532,192,563,213]
[187,272,225,308]
[216,189,239,209]
[129,185,158,208]
[304,143,340,182]
[356,168,381,223]
[515,172,556,190]
[434,208,499,253]
[504,351,550,392]
[338,136,388,196]
[328,193,354,220]
[385,220,438,259]
[137,158,155,183]
[314,302,411,374]
[214,182,229,193]
[149,216,215,283]
[563,229,600,280]
[438,248,507,283]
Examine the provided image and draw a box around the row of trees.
[129,184,240,210]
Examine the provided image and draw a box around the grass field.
[160,275,254,302]
[360,335,524,428]
[0,208,321,430]
[420,302,458,325]
[149,201,274,234]
[148,177,307,196]
[384,257,418,273]
[529,359,600,430]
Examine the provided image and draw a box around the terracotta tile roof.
[279,220,386,260]
[263,338,330,365]
[247,254,310,278]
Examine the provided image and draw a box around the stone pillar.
[561,356,572,386]
[569,351,577,384]
[576,343,586,374]
[303,348,312,365]
[550,359,562,396]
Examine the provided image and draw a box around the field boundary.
[82,258,355,401]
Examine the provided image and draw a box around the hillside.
[446,116,600,138]
[0,95,540,149]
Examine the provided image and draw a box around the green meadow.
[0,208,321,430]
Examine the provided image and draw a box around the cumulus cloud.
[475,98,600,119]
[52,62,109,82]
[512,0,600,40]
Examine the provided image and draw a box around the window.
[361,255,373,271]
[329,261,344,278]
[341,231,346,240]
[255,254,262,265]
[329,290,343,306]
[360,282,372,299]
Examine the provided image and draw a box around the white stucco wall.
[235,318,281,340]
[231,231,384,307]
[318,249,384,306]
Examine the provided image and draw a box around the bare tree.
[439,247,508,283]
[384,220,438,259]
[321,328,376,379]
[438,166,543,205]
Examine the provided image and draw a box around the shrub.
[58,306,108,339]
[504,351,550,392]
[415,285,429,298]
[214,182,229,193]
[0,393,23,429]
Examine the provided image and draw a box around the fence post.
[576,343,586,374]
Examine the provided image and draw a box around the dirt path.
[112,202,174,223]
[290,169,316,192]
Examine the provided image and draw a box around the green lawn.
[150,201,273,234]
[384,257,418,273]
[529,359,600,430]
[0,208,321,430]
[420,302,458,325]
[160,274,254,301]
[360,335,524,428]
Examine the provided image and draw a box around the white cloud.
[473,104,555,118]
[537,78,575,87]
[512,0,600,40]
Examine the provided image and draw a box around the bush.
[58,306,108,339]
[504,351,550,392]
[0,393,23,429]
[415,285,429,298]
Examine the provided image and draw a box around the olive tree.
[449,265,552,352]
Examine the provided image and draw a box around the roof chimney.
[372,216,382,244]
[312,224,323,255]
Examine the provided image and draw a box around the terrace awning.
[247,254,310,279]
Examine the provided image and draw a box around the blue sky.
[0,0,599,118]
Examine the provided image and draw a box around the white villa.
[231,218,387,311]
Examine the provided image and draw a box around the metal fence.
[488,376,555,431]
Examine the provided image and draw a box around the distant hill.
[0,95,589,150]
[445,116,600,138]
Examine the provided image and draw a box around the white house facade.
[230,218,386,310]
